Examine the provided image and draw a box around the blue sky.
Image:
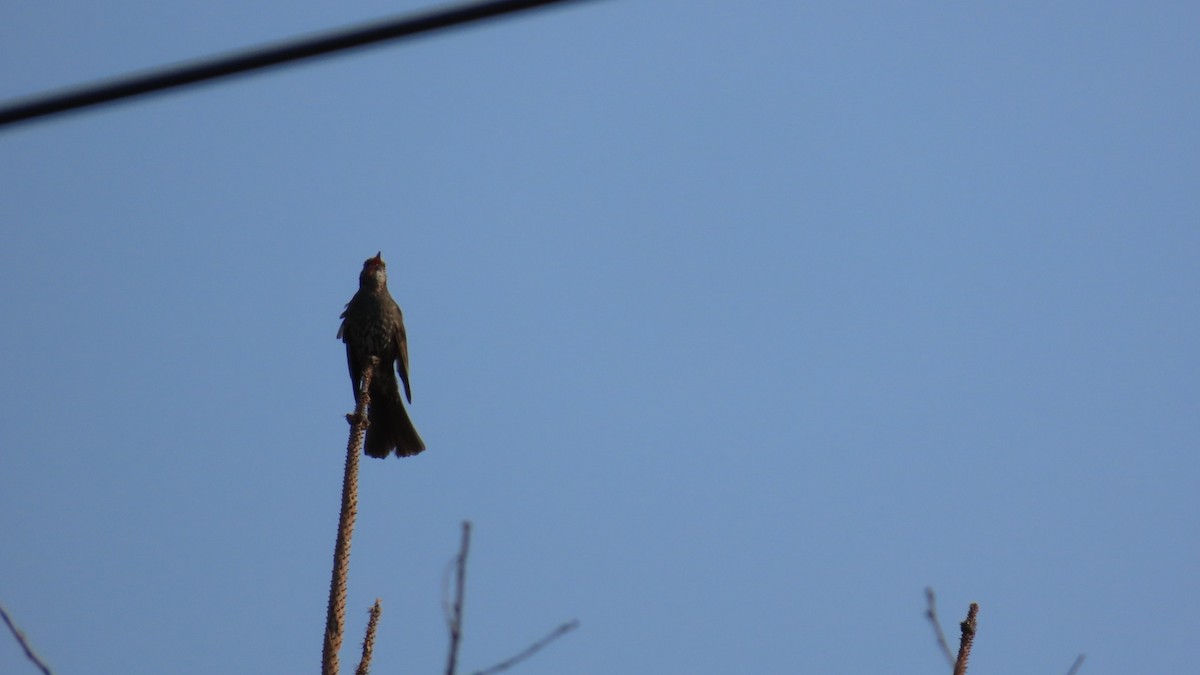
[1,1,1197,673]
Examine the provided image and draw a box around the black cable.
[0,0,599,129]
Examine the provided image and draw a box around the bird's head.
[359,251,388,289]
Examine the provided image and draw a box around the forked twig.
[0,602,53,675]
[440,523,578,675]
[470,620,580,675]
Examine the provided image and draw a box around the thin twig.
[0,602,53,675]
[952,603,979,675]
[322,357,377,675]
[924,587,955,667]
[355,599,383,675]
[1065,653,1086,675]
[471,620,580,675]
[445,521,472,675]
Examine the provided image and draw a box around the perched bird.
[338,252,426,458]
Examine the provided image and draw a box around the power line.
[0,0,600,129]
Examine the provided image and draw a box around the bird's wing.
[395,312,412,404]
[339,299,362,399]
[337,301,350,340]
[345,343,362,402]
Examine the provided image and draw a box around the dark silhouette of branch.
[924,587,955,667]
[322,357,377,675]
[470,620,580,675]
[0,0,603,129]
[439,522,576,675]
[0,602,53,675]
[445,521,472,675]
[952,602,979,675]
[355,599,383,675]
[1065,653,1086,675]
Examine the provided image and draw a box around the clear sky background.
[1,1,1197,673]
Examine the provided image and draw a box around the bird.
[337,252,426,458]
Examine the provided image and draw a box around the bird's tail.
[364,376,425,458]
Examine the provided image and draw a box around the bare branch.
[952,602,979,675]
[924,587,955,667]
[322,357,377,675]
[445,521,472,675]
[471,620,580,675]
[1065,653,1086,675]
[355,599,383,675]
[0,602,53,675]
